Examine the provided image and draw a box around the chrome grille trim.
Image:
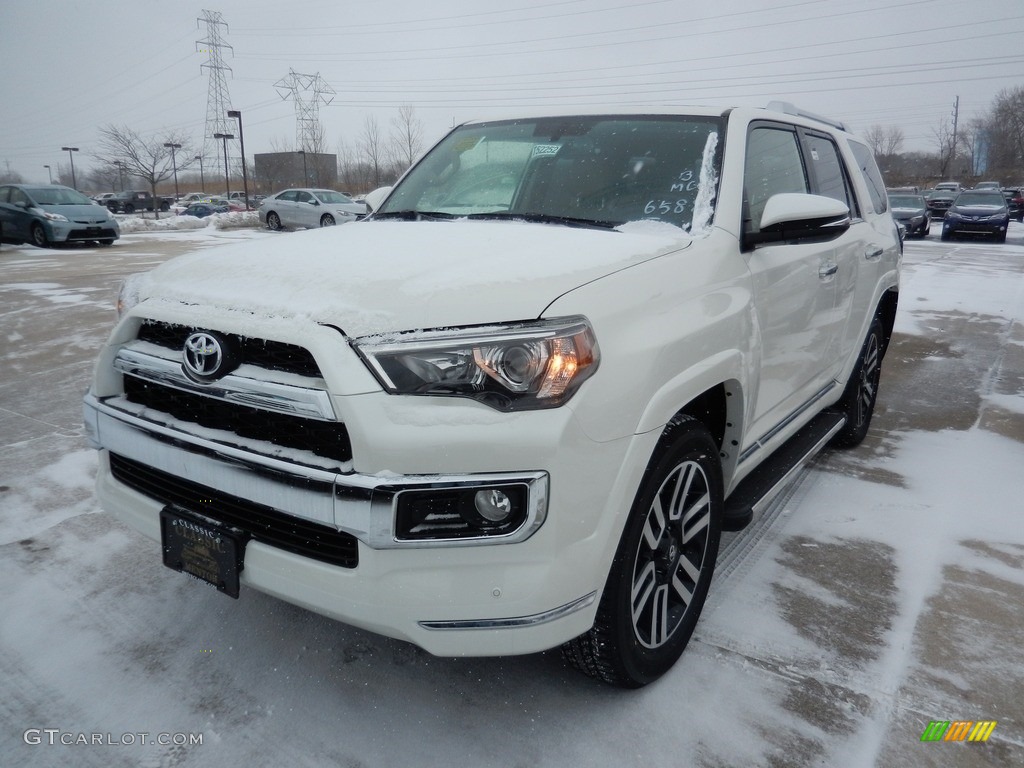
[113,347,336,421]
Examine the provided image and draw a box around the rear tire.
[266,211,282,231]
[562,416,723,688]
[831,318,882,448]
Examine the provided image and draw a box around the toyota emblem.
[183,331,228,381]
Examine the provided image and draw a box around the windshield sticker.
[532,144,562,158]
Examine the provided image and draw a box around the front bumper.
[46,218,120,243]
[84,391,644,655]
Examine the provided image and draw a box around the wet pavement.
[1,225,1022,767]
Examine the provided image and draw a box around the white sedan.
[258,188,366,230]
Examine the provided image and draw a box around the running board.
[722,411,846,532]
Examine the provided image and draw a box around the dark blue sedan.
[179,201,229,218]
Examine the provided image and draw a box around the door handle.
[819,263,838,280]
[865,246,883,261]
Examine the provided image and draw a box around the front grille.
[123,375,352,462]
[109,453,359,568]
[68,227,117,241]
[137,321,322,377]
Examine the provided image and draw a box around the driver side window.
[744,126,808,236]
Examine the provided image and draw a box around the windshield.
[27,187,94,206]
[889,195,925,208]
[378,115,723,231]
[314,190,356,204]
[955,192,1005,207]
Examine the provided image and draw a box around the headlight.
[354,317,600,411]
[40,210,68,222]
[116,273,150,318]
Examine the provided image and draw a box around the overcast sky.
[3,0,1023,186]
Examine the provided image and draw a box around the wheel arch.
[876,286,899,359]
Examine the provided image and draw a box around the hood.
[950,203,1007,215]
[40,203,114,223]
[140,219,691,336]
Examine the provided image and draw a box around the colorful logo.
[920,720,997,743]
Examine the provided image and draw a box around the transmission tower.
[197,10,234,175]
[274,70,336,152]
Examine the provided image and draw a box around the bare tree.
[932,118,957,179]
[985,85,1024,179]
[97,125,194,218]
[359,115,386,189]
[1,160,25,184]
[389,105,425,172]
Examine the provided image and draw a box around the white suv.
[84,104,900,687]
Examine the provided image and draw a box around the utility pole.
[950,96,960,170]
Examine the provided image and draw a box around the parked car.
[258,188,366,230]
[92,192,117,205]
[106,190,173,214]
[934,181,961,193]
[924,187,957,218]
[973,181,1001,190]
[178,201,230,218]
[84,104,900,688]
[1002,187,1023,222]
[887,193,930,238]
[0,184,120,247]
[941,190,1011,242]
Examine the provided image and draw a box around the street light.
[297,150,308,186]
[227,109,250,210]
[61,147,79,190]
[213,133,234,198]
[163,142,182,200]
[194,155,205,194]
[44,165,52,183]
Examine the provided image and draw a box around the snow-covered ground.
[1,222,1022,767]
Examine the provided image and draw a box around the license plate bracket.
[159,506,248,598]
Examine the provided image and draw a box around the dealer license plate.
[159,506,247,598]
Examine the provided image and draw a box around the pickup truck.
[105,190,173,214]
[84,104,901,687]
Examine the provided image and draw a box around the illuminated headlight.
[354,316,600,411]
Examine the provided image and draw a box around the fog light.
[474,489,513,522]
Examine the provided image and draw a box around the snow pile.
[117,210,261,234]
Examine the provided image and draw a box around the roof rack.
[765,101,846,132]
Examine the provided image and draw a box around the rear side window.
[744,125,808,234]
[848,140,887,214]
[803,132,859,218]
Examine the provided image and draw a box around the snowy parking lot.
[2,221,1023,767]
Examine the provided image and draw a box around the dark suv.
[941,190,1011,243]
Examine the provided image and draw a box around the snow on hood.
[139,219,691,336]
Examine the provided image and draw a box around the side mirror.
[363,186,393,213]
[747,193,850,247]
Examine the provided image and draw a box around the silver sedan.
[258,188,366,231]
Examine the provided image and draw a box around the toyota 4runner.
[84,104,900,687]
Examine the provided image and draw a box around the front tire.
[31,223,49,248]
[831,318,882,448]
[562,417,723,688]
[320,213,336,227]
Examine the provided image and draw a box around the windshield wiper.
[463,211,619,229]
[372,210,457,221]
